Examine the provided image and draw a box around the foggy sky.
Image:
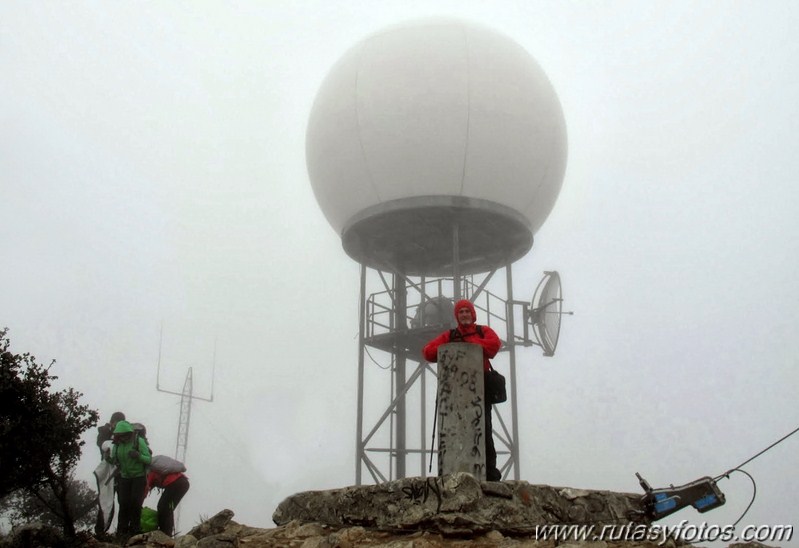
[1,2,798,544]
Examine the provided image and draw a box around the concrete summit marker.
[437,343,486,479]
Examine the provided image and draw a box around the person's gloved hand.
[128,450,140,460]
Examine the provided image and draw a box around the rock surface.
[0,475,778,548]
[272,473,647,536]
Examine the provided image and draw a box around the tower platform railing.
[364,275,513,356]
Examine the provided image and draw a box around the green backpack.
[141,506,158,533]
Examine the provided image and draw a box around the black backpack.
[96,424,113,449]
[448,325,506,404]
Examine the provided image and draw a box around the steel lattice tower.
[156,330,215,532]
[175,368,194,464]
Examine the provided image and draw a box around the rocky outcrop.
[5,474,776,547]
[272,473,647,536]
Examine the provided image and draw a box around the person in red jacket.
[423,299,503,481]
[144,468,190,536]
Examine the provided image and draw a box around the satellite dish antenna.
[528,271,571,356]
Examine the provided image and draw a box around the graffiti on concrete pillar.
[436,343,486,479]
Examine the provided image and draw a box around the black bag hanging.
[448,326,506,404]
[484,366,507,404]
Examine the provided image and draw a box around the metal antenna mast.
[174,368,195,463]
[156,328,216,460]
[155,327,216,532]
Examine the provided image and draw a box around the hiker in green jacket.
[109,420,152,537]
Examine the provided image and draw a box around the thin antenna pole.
[453,223,461,302]
[506,263,520,479]
[156,324,163,391]
[356,263,366,485]
[208,338,216,402]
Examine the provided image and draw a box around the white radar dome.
[306,18,567,275]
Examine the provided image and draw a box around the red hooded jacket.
[422,299,501,371]
[144,470,186,498]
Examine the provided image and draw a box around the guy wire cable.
[714,424,799,481]
[720,468,757,528]
[710,424,799,527]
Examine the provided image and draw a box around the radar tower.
[307,18,571,483]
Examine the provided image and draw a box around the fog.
[1,2,797,544]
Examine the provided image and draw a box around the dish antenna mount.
[524,271,572,356]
